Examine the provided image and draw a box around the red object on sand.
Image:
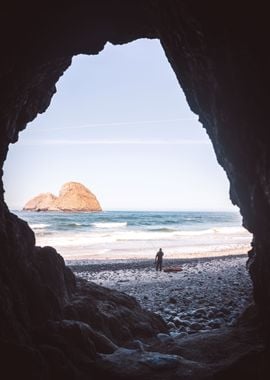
[163,266,183,273]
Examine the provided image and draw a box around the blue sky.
[3,39,237,211]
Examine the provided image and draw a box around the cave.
[1,1,270,379]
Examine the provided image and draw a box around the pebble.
[216,311,225,318]
[191,308,207,317]
[164,308,172,314]
[74,256,253,335]
[168,297,177,304]
[207,311,215,318]
[178,326,187,333]
[208,319,224,328]
[178,319,191,327]
[167,322,176,329]
[189,322,202,331]
[173,317,181,327]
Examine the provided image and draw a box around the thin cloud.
[19,138,211,146]
[36,117,199,132]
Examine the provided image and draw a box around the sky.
[3,38,237,211]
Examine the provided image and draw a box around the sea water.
[13,210,252,261]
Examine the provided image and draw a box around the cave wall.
[156,2,270,323]
[1,0,270,378]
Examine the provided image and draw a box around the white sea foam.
[35,225,251,247]
[211,226,246,234]
[30,223,50,229]
[91,222,127,228]
[35,227,251,258]
[173,226,247,236]
[37,235,98,247]
[20,210,252,260]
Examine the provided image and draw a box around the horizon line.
[10,208,239,213]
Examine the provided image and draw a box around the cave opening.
[3,38,252,333]
[1,2,269,378]
[4,38,235,212]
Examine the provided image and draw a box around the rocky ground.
[69,254,253,339]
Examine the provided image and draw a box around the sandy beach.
[68,250,253,337]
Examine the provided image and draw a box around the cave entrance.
[3,38,252,332]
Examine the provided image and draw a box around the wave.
[109,227,248,240]
[149,228,176,232]
[174,226,247,236]
[116,227,250,243]
[91,222,127,228]
[35,226,250,245]
[35,231,251,258]
[30,223,50,229]
[212,226,246,234]
[65,222,87,227]
[34,231,53,236]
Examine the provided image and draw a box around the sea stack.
[23,182,102,212]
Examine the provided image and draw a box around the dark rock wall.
[156,2,270,323]
[1,0,270,377]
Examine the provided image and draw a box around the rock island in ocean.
[23,181,102,212]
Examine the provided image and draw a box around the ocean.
[13,210,252,261]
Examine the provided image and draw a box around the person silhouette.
[155,248,164,271]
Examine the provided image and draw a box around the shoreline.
[65,246,250,269]
[67,253,248,272]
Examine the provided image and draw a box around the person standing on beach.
[155,248,164,271]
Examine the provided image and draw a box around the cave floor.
[69,255,266,379]
[71,255,253,337]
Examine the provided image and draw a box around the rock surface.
[23,182,102,212]
[22,192,57,211]
[0,1,270,379]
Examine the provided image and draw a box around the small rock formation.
[23,182,102,212]
[22,192,57,211]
